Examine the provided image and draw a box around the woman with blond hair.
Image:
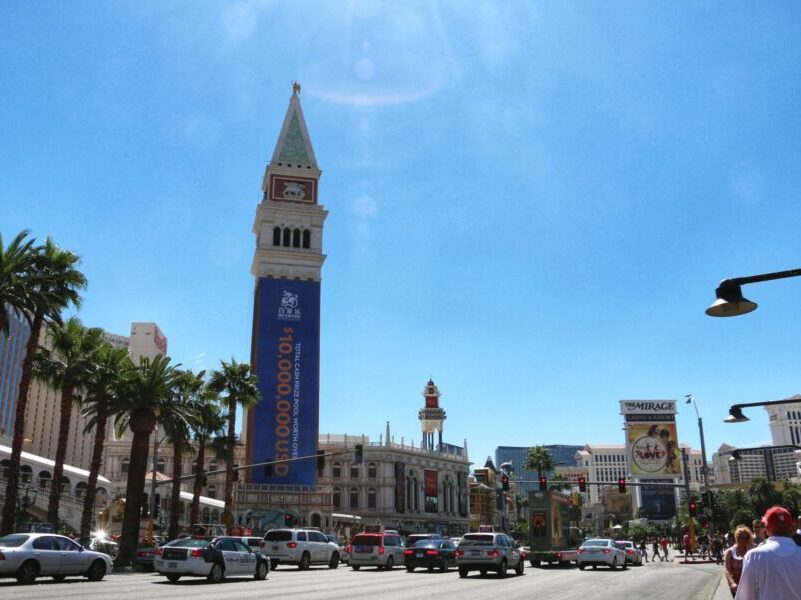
[724,525,755,597]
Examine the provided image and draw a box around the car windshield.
[582,540,609,548]
[412,540,441,549]
[169,538,209,548]
[460,534,494,546]
[0,534,29,547]
[617,541,633,549]
[265,531,293,542]
[352,535,381,547]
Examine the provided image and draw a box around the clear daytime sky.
[2,2,801,469]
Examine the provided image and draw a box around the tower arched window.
[332,462,341,479]
[333,487,342,508]
[283,227,291,247]
[302,229,311,249]
[207,485,217,499]
[367,463,377,480]
[367,487,377,509]
[121,458,130,475]
[292,228,301,248]
[350,464,359,479]
[350,487,359,509]
[273,227,281,246]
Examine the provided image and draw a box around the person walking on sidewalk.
[660,536,670,560]
[683,532,695,560]
[724,526,754,598]
[652,539,662,562]
[639,539,648,563]
[713,534,724,564]
[735,507,801,600]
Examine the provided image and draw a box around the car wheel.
[87,559,107,582]
[207,562,224,583]
[270,559,279,571]
[351,565,361,571]
[166,574,181,583]
[498,558,507,577]
[530,558,540,568]
[458,566,468,578]
[515,559,524,576]
[406,565,415,572]
[440,558,448,573]
[16,560,39,585]
[52,575,67,582]
[610,557,617,570]
[329,553,340,569]
[578,564,586,571]
[384,556,394,571]
[298,552,311,570]
[255,561,268,580]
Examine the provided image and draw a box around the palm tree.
[188,393,226,527]
[1,236,86,535]
[748,477,781,516]
[79,343,133,544]
[523,445,556,483]
[33,317,105,525]
[111,355,186,566]
[164,369,205,540]
[0,230,37,335]
[208,359,260,527]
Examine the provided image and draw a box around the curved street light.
[724,398,801,423]
[706,267,801,317]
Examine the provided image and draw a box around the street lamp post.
[705,267,801,317]
[724,398,801,423]
[685,395,713,532]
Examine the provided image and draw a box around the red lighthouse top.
[424,379,440,408]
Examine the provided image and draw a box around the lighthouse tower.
[418,379,447,451]
[246,82,328,485]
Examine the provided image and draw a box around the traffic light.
[617,477,626,493]
[578,476,587,492]
[354,444,364,464]
[284,513,295,528]
[538,476,547,491]
[264,457,273,477]
[317,450,326,476]
[688,501,697,516]
[501,474,510,491]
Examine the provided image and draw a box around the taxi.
[155,536,268,583]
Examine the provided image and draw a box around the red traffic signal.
[688,501,697,516]
[578,476,587,492]
[501,474,510,491]
[617,477,626,493]
[538,476,547,491]
[284,513,295,527]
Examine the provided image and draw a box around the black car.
[404,539,457,572]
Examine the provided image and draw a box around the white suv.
[263,529,340,570]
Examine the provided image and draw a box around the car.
[404,539,457,572]
[555,548,578,566]
[349,531,406,570]
[455,532,525,578]
[0,532,113,584]
[88,537,119,559]
[154,535,269,583]
[134,545,156,570]
[404,533,442,548]
[577,538,628,570]
[263,528,340,570]
[238,536,268,555]
[615,540,643,565]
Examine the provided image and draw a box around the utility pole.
[681,447,696,554]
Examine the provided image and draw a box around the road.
[0,560,725,600]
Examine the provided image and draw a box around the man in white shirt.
[735,506,801,599]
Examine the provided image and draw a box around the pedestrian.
[639,539,648,563]
[724,526,754,598]
[683,531,694,560]
[660,535,670,560]
[752,519,766,545]
[712,534,724,564]
[652,538,662,562]
[735,506,801,600]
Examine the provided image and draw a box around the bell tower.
[418,379,447,451]
[247,82,328,485]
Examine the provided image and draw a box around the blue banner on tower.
[251,278,321,485]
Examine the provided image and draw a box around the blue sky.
[2,1,801,469]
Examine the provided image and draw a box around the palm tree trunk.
[80,395,109,544]
[47,379,75,525]
[116,427,152,567]
[0,310,43,535]
[190,443,206,526]
[168,439,183,539]
[222,401,236,528]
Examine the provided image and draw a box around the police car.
[155,536,269,583]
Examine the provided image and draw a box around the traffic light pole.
[682,448,697,554]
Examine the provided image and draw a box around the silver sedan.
[577,538,628,570]
[0,533,113,584]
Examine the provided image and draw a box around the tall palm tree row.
[164,369,206,540]
[33,317,106,525]
[208,358,260,528]
[111,355,189,567]
[0,233,87,535]
[188,391,227,527]
[79,343,133,544]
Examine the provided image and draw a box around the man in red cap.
[735,506,801,599]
